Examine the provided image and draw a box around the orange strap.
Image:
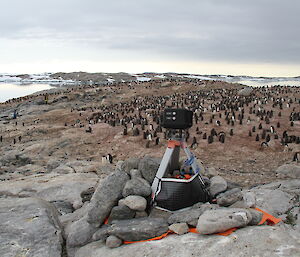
[124,230,172,244]
[167,140,181,148]
[255,207,282,225]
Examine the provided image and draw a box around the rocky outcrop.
[276,164,300,178]
[138,156,161,183]
[0,198,63,257]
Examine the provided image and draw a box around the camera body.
[161,108,193,129]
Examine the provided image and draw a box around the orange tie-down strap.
[123,208,281,244]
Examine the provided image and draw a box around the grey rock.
[138,156,161,183]
[75,226,300,257]
[168,204,220,227]
[197,208,252,234]
[87,170,129,225]
[135,211,148,218]
[108,205,136,223]
[107,218,169,241]
[276,164,300,178]
[53,164,75,174]
[216,188,243,207]
[122,177,151,197]
[80,187,95,203]
[0,173,99,209]
[209,176,227,197]
[130,169,142,178]
[242,191,256,208]
[66,216,98,248]
[106,235,123,248]
[59,202,90,228]
[46,159,61,171]
[252,179,300,195]
[120,195,147,211]
[168,223,189,235]
[0,197,63,257]
[92,226,110,241]
[50,200,74,215]
[248,208,264,225]
[121,158,140,173]
[250,188,295,216]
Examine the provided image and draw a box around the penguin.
[293,152,300,162]
[106,154,113,164]
[256,134,260,141]
[230,129,234,136]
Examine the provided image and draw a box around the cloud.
[0,0,300,73]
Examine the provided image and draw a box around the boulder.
[122,177,151,197]
[209,176,227,197]
[130,169,142,178]
[248,208,263,225]
[197,208,252,234]
[119,195,147,211]
[121,158,141,173]
[237,87,253,96]
[216,188,243,207]
[168,204,220,227]
[0,197,63,257]
[106,235,123,248]
[252,179,300,195]
[168,223,189,235]
[107,218,169,241]
[53,164,75,174]
[276,164,300,179]
[50,200,74,215]
[0,173,99,209]
[75,226,300,257]
[80,187,95,203]
[108,205,136,223]
[87,171,129,225]
[138,156,161,183]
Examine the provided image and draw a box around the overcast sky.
[1,0,299,76]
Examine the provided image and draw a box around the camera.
[160,108,193,129]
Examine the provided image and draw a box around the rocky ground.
[0,77,299,256]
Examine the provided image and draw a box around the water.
[235,79,300,88]
[0,83,56,103]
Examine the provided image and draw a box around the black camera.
[161,108,193,129]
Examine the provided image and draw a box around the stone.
[168,204,220,227]
[106,235,123,248]
[252,179,300,195]
[107,218,169,241]
[80,187,95,203]
[50,200,74,215]
[197,208,252,234]
[138,156,161,183]
[135,211,148,218]
[92,226,110,241]
[53,164,75,174]
[209,176,227,197]
[249,188,295,216]
[0,197,63,257]
[130,169,142,178]
[0,173,99,209]
[216,188,243,207]
[122,177,151,197]
[248,208,263,225]
[168,223,189,235]
[120,195,147,211]
[87,170,129,225]
[66,215,98,248]
[204,167,219,177]
[276,164,300,179]
[242,191,256,208]
[121,158,140,173]
[75,226,300,257]
[59,202,90,227]
[108,205,136,223]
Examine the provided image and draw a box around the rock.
[87,171,129,225]
[168,223,189,235]
[122,177,151,197]
[168,204,220,227]
[250,188,295,216]
[92,226,110,241]
[135,211,148,218]
[66,216,98,248]
[209,176,227,197]
[119,195,147,211]
[252,179,300,195]
[242,191,256,208]
[108,205,136,223]
[106,235,123,248]
[46,159,61,171]
[216,188,243,207]
[50,200,74,215]
[75,226,300,257]
[130,169,142,178]
[0,197,63,257]
[197,208,252,234]
[138,156,161,183]
[53,164,75,174]
[237,87,253,96]
[107,218,169,241]
[276,164,300,178]
[59,202,90,227]
[204,167,219,177]
[121,158,140,173]
[248,209,263,225]
[80,187,95,203]
[0,173,99,209]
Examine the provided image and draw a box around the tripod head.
[165,128,189,142]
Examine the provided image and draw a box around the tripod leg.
[151,147,174,200]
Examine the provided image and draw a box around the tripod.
[151,130,207,203]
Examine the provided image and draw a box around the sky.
[0,0,300,77]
